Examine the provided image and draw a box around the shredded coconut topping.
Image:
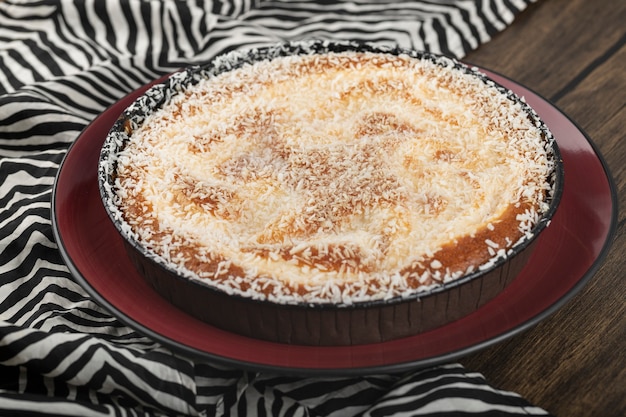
[101,44,557,305]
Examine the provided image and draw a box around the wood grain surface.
[461,0,625,416]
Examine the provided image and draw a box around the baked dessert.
[99,41,562,345]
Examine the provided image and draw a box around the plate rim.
[51,66,618,376]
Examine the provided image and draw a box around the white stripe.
[374,396,550,415]
[0,390,118,417]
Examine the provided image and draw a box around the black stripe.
[475,0,501,37]
[54,343,195,414]
[0,364,20,391]
[0,115,83,142]
[311,386,389,415]
[368,387,554,416]
[0,107,68,127]
[432,17,453,56]
[488,0,509,28]
[54,78,120,108]
[0,189,52,212]
[119,0,139,56]
[442,10,474,54]
[455,3,484,47]
[236,385,248,416]
[0,326,48,362]
[51,6,105,69]
[503,0,525,15]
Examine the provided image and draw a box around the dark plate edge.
[50,66,619,377]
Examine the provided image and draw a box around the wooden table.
[460,0,625,415]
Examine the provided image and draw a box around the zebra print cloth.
[0,1,554,415]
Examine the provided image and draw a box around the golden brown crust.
[113,51,552,304]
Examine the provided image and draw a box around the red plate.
[51,68,617,375]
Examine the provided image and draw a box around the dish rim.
[96,40,565,311]
[50,64,617,375]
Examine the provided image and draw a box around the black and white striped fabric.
[0,1,554,416]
